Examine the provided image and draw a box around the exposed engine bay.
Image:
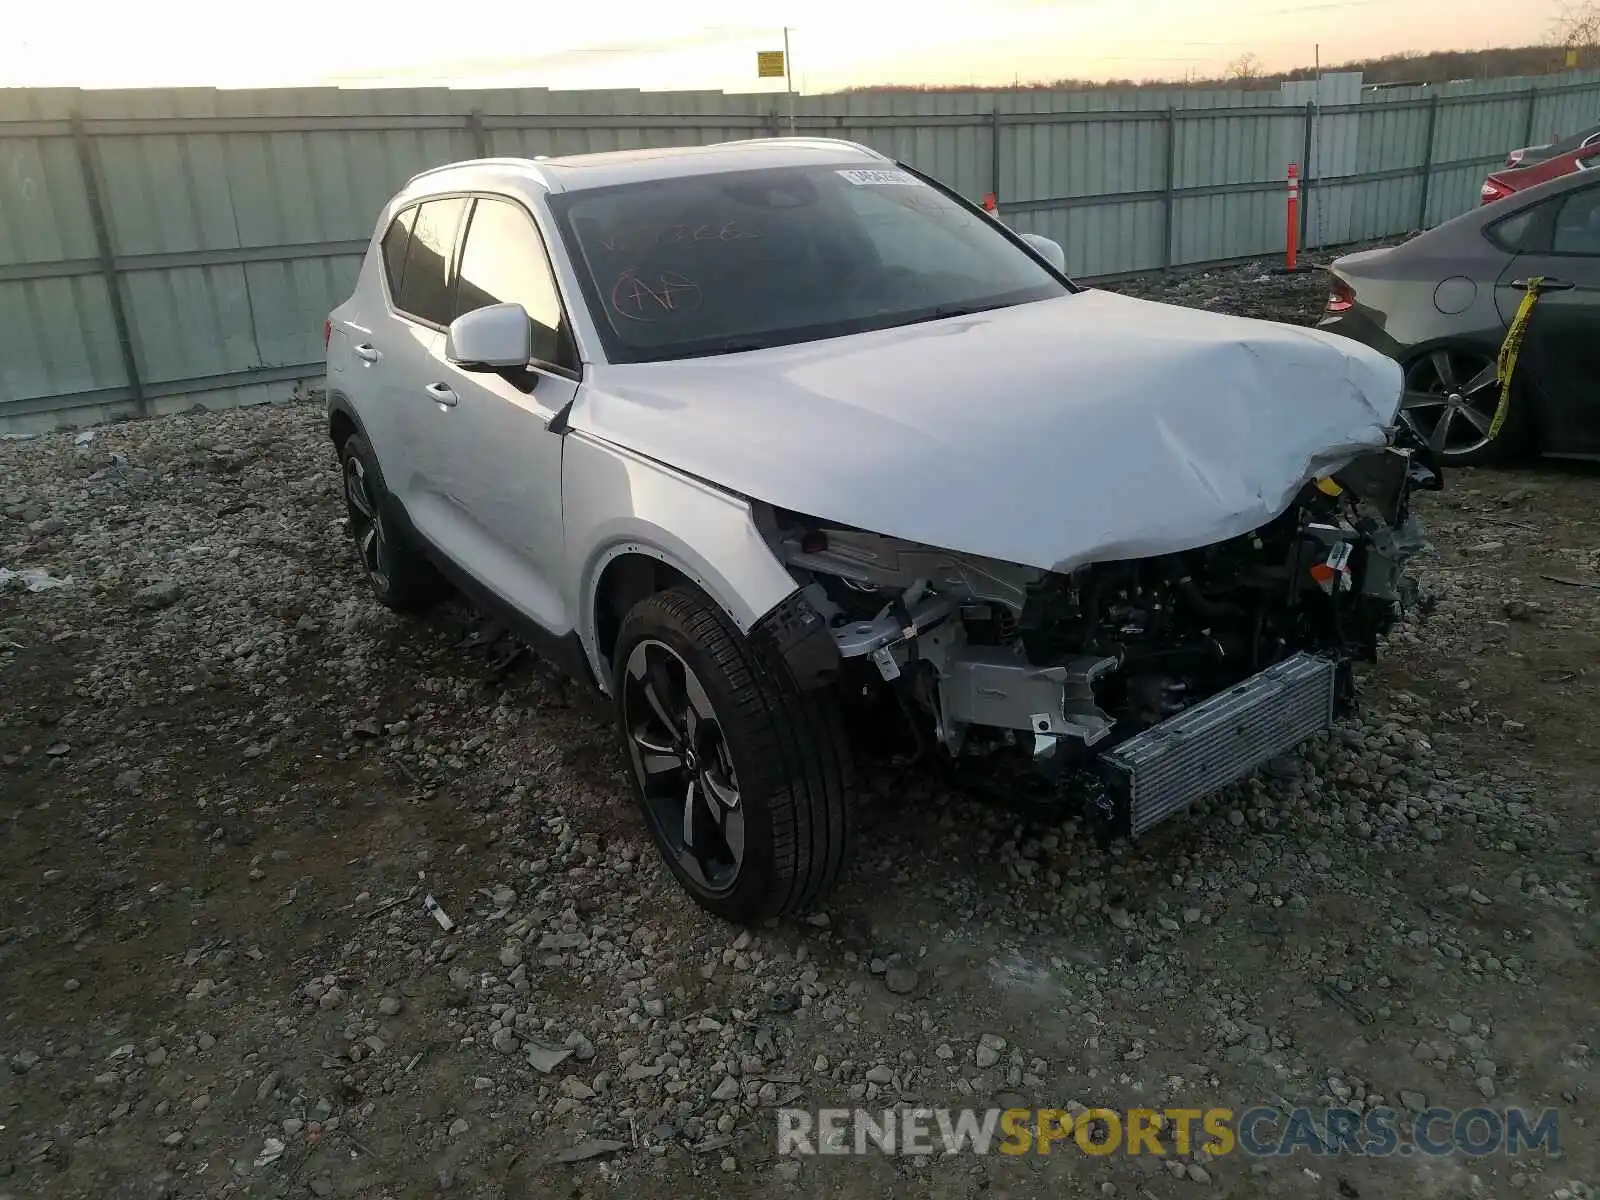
[755,443,1438,836]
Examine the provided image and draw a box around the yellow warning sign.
[1566,47,1580,69]
[757,50,786,79]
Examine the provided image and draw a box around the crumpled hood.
[570,289,1403,572]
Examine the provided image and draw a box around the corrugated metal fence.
[2,72,1598,431]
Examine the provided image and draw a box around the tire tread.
[617,586,853,921]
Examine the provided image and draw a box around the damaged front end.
[758,442,1439,837]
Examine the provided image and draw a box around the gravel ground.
[3,260,1598,1200]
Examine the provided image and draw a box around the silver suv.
[326,138,1433,924]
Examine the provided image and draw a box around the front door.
[1493,179,1600,455]
[416,194,581,637]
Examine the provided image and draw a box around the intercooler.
[1101,652,1339,838]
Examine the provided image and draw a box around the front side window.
[393,196,468,326]
[547,163,1069,363]
[453,197,574,368]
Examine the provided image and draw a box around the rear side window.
[454,197,575,368]
[1485,204,1549,253]
[393,197,468,326]
[1553,186,1600,254]
[380,206,416,300]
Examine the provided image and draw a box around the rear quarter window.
[380,206,417,300]
[1552,185,1600,254]
[393,197,469,327]
[1485,204,1550,253]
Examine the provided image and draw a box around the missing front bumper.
[1100,652,1340,838]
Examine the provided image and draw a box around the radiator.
[1101,652,1339,838]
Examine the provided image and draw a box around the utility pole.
[784,27,796,136]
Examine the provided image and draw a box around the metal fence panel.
[1172,189,1284,265]
[245,256,363,369]
[1426,162,1498,226]
[1432,92,1527,167]
[1176,112,1291,189]
[1012,198,1166,277]
[121,264,258,385]
[0,134,95,268]
[1531,75,1600,143]
[0,276,126,410]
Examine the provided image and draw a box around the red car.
[1481,143,1600,203]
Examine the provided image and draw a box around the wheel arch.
[582,538,784,694]
[590,549,695,683]
[564,432,805,693]
[327,388,367,452]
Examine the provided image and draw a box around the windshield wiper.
[704,338,775,355]
[895,301,1012,327]
[656,338,776,362]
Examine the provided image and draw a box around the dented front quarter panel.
[560,431,801,691]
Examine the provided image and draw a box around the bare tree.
[1552,0,1600,62]
[1227,52,1263,81]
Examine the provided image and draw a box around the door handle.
[353,343,382,362]
[425,382,458,407]
[1509,278,1575,291]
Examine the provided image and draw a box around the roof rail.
[705,135,889,160]
[401,157,542,188]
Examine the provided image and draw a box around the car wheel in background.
[612,585,853,924]
[1398,347,1527,466]
[338,433,448,611]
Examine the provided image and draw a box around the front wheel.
[612,586,853,924]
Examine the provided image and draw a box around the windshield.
[546,163,1070,363]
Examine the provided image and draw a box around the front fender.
[561,432,801,690]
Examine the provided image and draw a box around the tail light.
[323,318,332,350]
[1480,178,1514,204]
[1506,149,1526,168]
[1325,277,1355,314]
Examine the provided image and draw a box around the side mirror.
[1020,232,1067,273]
[446,303,532,370]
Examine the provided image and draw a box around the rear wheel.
[339,433,447,611]
[1399,347,1525,465]
[612,586,853,924]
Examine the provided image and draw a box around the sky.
[4,0,1546,92]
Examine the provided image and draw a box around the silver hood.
[570,289,1404,572]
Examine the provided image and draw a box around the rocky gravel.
[2,260,1597,1200]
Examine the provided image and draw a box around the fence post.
[1416,92,1440,231]
[1521,87,1539,148]
[989,106,1002,214]
[70,109,144,418]
[1299,101,1315,252]
[467,110,490,158]
[1162,107,1177,270]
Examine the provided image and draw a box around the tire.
[1398,346,1531,467]
[338,433,448,612]
[612,585,853,924]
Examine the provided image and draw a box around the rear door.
[331,204,422,470]
[1494,179,1600,454]
[381,196,471,528]
[413,194,581,635]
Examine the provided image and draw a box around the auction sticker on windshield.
[837,168,919,186]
